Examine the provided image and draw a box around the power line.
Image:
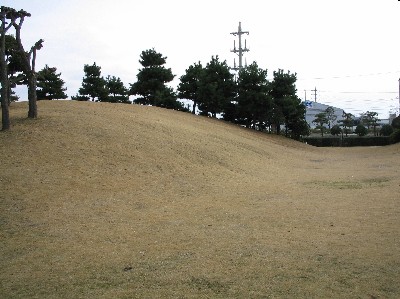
[318,91,397,94]
[297,70,400,81]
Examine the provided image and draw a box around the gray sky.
[3,0,400,118]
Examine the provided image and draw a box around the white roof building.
[303,101,344,129]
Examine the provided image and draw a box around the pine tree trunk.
[0,31,10,130]
[27,71,38,118]
[192,101,197,114]
[1,85,10,130]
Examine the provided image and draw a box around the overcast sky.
[3,0,400,117]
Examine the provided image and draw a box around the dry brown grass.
[1,101,399,298]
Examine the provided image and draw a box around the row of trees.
[2,7,308,140]
[1,5,307,139]
[72,49,309,139]
[313,107,400,138]
[177,57,308,139]
[2,6,308,140]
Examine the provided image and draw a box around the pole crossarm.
[229,22,249,72]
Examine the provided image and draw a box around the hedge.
[303,136,392,147]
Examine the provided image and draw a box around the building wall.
[303,101,344,129]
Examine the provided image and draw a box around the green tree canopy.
[339,112,354,137]
[313,112,328,136]
[73,62,107,101]
[355,124,368,137]
[177,61,203,114]
[130,48,176,107]
[36,65,67,100]
[104,75,130,104]
[392,115,400,129]
[197,56,236,118]
[330,124,342,136]
[325,106,337,129]
[284,97,308,139]
[4,35,24,104]
[380,124,393,136]
[269,69,298,135]
[361,111,379,136]
[153,86,185,110]
[234,62,272,129]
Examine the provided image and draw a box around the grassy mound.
[1,101,399,298]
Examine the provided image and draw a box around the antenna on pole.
[230,22,249,72]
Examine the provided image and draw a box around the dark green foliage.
[338,112,354,137]
[3,35,25,106]
[234,62,271,129]
[380,124,393,136]
[304,136,391,147]
[325,106,336,129]
[130,48,178,109]
[154,86,186,110]
[222,101,238,123]
[289,118,310,140]
[73,62,107,102]
[5,35,25,80]
[361,111,379,135]
[389,129,400,144]
[267,69,307,138]
[269,69,298,135]
[197,56,236,118]
[71,95,90,101]
[36,65,67,100]
[355,124,368,136]
[104,75,130,104]
[330,125,342,136]
[8,89,19,103]
[281,95,307,138]
[177,62,203,114]
[220,64,307,138]
[313,112,328,136]
[391,116,400,129]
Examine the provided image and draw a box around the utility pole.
[311,87,317,102]
[230,22,249,72]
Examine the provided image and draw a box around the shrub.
[390,129,400,144]
[391,116,400,129]
[380,124,394,136]
[330,125,342,136]
[355,124,368,137]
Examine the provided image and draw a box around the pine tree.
[177,62,203,114]
[313,112,329,137]
[339,112,354,137]
[37,65,67,100]
[73,62,107,101]
[234,62,272,129]
[269,69,299,135]
[104,75,130,104]
[130,48,180,109]
[197,56,235,118]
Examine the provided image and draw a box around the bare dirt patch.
[1,101,399,298]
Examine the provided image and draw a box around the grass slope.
[1,101,399,298]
